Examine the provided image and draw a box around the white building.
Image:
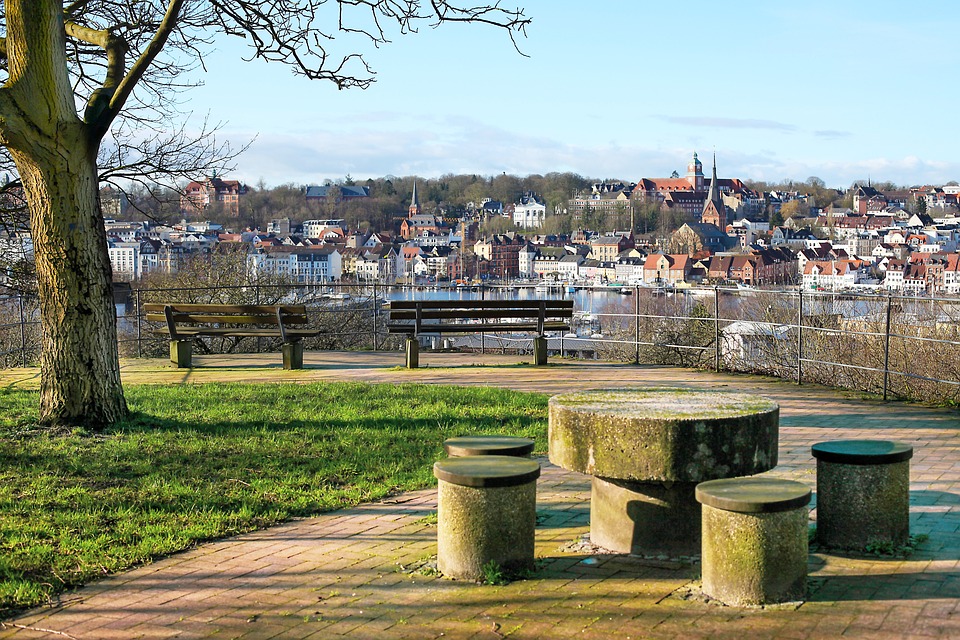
[555,254,584,279]
[107,241,141,281]
[302,219,347,239]
[104,219,147,242]
[802,259,871,291]
[355,247,397,283]
[247,247,342,284]
[518,244,537,279]
[614,258,645,284]
[513,193,546,229]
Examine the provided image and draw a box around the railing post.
[136,289,142,358]
[480,284,485,355]
[634,285,640,365]
[883,293,893,401]
[18,293,27,367]
[797,288,804,385]
[372,283,379,351]
[254,283,261,353]
[714,286,721,372]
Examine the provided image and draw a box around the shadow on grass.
[0,381,549,617]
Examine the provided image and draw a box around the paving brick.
[3,356,960,639]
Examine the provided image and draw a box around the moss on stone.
[548,388,779,481]
[437,480,537,580]
[815,459,910,549]
[701,504,809,606]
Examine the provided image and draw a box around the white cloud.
[220,120,960,190]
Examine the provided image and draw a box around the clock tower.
[685,152,704,191]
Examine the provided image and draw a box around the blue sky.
[185,1,960,189]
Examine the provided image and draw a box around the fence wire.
[2,283,958,404]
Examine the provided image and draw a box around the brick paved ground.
[2,353,959,639]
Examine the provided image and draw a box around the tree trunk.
[3,0,127,427]
[13,143,128,428]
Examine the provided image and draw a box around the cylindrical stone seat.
[696,477,811,606]
[444,435,535,458]
[811,440,913,550]
[434,455,540,580]
[549,389,779,556]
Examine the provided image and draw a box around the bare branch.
[96,0,186,137]
[64,0,95,20]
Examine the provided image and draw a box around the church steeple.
[701,153,727,230]
[706,153,721,206]
[409,181,421,217]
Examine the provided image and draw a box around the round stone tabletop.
[548,388,780,482]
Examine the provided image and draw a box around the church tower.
[408,181,421,217]
[700,153,727,230]
[685,151,704,191]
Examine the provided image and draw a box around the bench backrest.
[143,303,309,340]
[387,299,573,335]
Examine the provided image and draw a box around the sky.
[182,1,960,190]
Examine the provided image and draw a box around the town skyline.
[175,1,960,190]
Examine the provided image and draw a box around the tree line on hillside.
[118,172,594,232]
[117,173,940,238]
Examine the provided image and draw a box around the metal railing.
[2,282,958,404]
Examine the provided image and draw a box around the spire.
[701,152,727,230]
[409,181,421,217]
[706,153,721,205]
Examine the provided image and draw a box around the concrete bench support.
[281,341,303,370]
[443,435,535,458]
[697,477,811,606]
[170,339,193,368]
[812,440,913,550]
[533,336,548,366]
[434,456,540,581]
[405,338,419,369]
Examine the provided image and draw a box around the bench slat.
[143,303,308,314]
[151,328,322,338]
[145,313,309,325]
[387,309,572,321]
[387,322,570,334]
[387,300,572,311]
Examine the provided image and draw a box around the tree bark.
[3,0,127,427]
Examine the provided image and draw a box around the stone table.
[549,388,780,556]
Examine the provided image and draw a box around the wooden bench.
[385,299,573,368]
[143,303,321,369]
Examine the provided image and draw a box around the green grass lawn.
[0,381,549,617]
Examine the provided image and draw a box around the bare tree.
[0,1,530,428]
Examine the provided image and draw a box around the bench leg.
[405,338,419,369]
[170,339,193,368]
[533,336,548,366]
[282,341,304,370]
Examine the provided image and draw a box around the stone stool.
[811,440,913,550]
[696,477,811,606]
[549,389,779,556]
[433,455,540,580]
[444,435,535,458]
